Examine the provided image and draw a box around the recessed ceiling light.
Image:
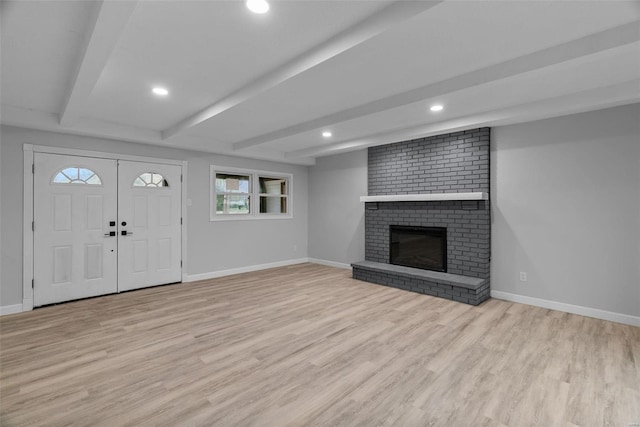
[430,104,444,112]
[246,0,269,14]
[322,131,332,138]
[152,87,169,96]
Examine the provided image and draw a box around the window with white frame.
[52,166,102,185]
[211,166,292,220]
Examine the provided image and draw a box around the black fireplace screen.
[389,226,447,272]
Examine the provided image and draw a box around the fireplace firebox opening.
[389,225,447,272]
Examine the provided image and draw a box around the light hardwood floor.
[1,263,638,426]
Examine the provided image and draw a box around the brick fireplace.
[352,128,491,305]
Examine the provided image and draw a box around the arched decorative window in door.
[133,172,169,188]
[52,167,102,185]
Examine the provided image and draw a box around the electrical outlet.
[519,272,527,282]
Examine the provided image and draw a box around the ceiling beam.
[161,0,443,140]
[2,105,315,166]
[234,21,640,151]
[59,0,138,126]
[284,80,640,159]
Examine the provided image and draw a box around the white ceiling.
[2,0,639,165]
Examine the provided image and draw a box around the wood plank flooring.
[1,263,638,426]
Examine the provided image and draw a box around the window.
[215,172,251,215]
[52,167,102,185]
[133,172,169,188]
[211,166,292,220]
[259,176,287,214]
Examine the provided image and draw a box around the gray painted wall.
[491,103,640,317]
[0,126,308,307]
[308,150,367,265]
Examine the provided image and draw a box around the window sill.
[210,214,293,222]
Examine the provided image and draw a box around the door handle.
[104,231,116,237]
[121,230,133,236]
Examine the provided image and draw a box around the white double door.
[34,153,182,307]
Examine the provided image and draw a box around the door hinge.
[32,164,35,174]
[180,260,183,267]
[180,217,183,225]
[32,279,34,289]
[32,221,35,231]
[180,174,183,182]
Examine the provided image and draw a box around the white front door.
[33,154,183,306]
[117,161,182,292]
[34,153,118,306]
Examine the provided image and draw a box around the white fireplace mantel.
[359,192,488,203]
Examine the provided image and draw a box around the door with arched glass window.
[117,161,182,292]
[33,154,182,306]
[34,153,119,306]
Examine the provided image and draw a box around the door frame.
[23,144,188,311]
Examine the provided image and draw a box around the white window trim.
[210,165,293,221]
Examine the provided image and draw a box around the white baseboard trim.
[0,304,24,316]
[491,290,640,327]
[184,258,311,282]
[307,258,352,270]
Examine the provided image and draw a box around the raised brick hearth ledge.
[352,260,490,306]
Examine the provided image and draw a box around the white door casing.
[33,153,118,306]
[117,161,182,292]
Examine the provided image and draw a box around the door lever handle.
[121,230,133,236]
[104,231,116,237]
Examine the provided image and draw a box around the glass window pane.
[133,173,168,188]
[259,196,287,214]
[216,173,250,193]
[259,177,286,195]
[226,178,239,191]
[215,178,225,193]
[217,194,250,215]
[53,173,71,183]
[52,167,101,185]
[62,167,79,180]
[86,175,101,185]
[79,168,93,180]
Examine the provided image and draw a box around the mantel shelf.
[359,192,488,203]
